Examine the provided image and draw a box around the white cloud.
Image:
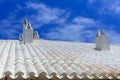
[25,2,68,27]
[100,0,120,15]
[0,14,22,39]
[105,30,120,44]
[88,0,97,4]
[72,17,96,26]
[88,0,120,15]
[44,17,99,42]
[45,16,120,44]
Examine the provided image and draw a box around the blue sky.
[0,0,120,44]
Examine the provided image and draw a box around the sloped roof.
[0,40,120,79]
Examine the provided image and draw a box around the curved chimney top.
[96,30,105,37]
[23,19,27,24]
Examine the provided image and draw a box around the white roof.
[0,40,120,79]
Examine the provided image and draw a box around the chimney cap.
[27,23,32,29]
[96,30,105,37]
[23,19,27,24]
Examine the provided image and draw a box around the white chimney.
[95,30,110,51]
[19,19,39,44]
[23,23,33,44]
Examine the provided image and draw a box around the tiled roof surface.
[0,40,120,79]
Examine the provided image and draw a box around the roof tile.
[0,40,120,79]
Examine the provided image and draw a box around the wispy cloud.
[88,0,97,4]
[0,14,22,39]
[105,30,120,44]
[44,17,98,42]
[25,2,69,28]
[44,16,120,44]
[100,0,120,15]
[88,0,120,15]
